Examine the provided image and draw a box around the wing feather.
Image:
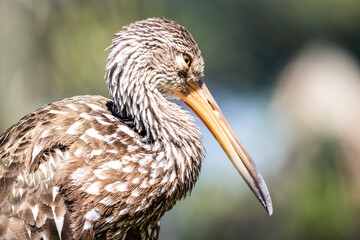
[0,96,118,240]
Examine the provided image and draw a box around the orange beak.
[172,81,273,215]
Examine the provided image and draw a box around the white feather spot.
[83,220,93,230]
[40,232,48,240]
[105,216,115,223]
[100,197,112,206]
[54,214,64,239]
[151,161,158,169]
[165,159,174,171]
[140,181,147,188]
[39,164,48,177]
[48,155,56,168]
[127,145,138,152]
[66,103,78,111]
[122,155,138,163]
[70,167,91,186]
[103,113,117,121]
[100,160,122,169]
[79,134,88,142]
[66,122,82,135]
[149,179,156,185]
[80,113,92,120]
[119,209,128,215]
[122,165,133,173]
[85,128,104,140]
[40,129,50,138]
[18,188,23,198]
[117,125,136,137]
[115,182,128,192]
[32,144,42,162]
[170,183,177,194]
[73,149,82,157]
[53,186,59,202]
[49,110,67,115]
[139,154,153,166]
[161,175,169,184]
[131,189,140,197]
[90,149,102,157]
[31,204,39,221]
[26,226,31,238]
[95,116,112,126]
[115,230,122,236]
[138,167,148,174]
[87,103,104,111]
[103,133,118,144]
[85,182,101,195]
[105,181,127,192]
[54,148,64,158]
[107,149,118,154]
[84,208,101,221]
[170,171,176,182]
[150,170,158,178]
[17,174,24,182]
[132,178,139,184]
[93,169,107,180]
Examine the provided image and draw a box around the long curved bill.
[172,81,273,215]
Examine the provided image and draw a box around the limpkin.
[0,18,272,240]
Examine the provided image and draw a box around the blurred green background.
[1,0,360,239]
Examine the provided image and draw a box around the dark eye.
[183,53,192,68]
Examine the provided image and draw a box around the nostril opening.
[207,100,216,111]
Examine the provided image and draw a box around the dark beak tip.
[259,195,273,216]
[266,203,273,216]
[254,173,273,216]
[264,192,273,216]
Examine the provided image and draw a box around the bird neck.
[113,87,204,189]
[106,51,204,190]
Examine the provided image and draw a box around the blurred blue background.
[1,0,360,239]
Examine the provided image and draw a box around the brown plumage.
[0,18,272,240]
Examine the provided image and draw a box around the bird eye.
[183,53,192,68]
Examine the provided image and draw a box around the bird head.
[106,18,204,101]
[105,17,273,215]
